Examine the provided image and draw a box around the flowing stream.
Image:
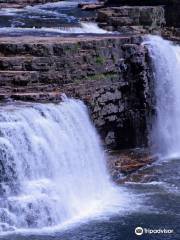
[0,0,108,36]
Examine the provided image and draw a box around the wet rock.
[107,148,157,183]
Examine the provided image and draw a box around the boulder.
[107,148,157,183]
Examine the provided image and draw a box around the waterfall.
[145,36,180,157]
[0,98,118,234]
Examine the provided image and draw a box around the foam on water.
[0,98,135,236]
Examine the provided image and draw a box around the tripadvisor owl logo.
[135,227,144,236]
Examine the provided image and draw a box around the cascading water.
[0,1,107,36]
[0,23,108,36]
[0,98,119,234]
[145,36,180,157]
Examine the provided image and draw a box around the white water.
[0,0,97,16]
[145,36,180,157]
[0,98,130,235]
[0,23,108,35]
[0,0,108,35]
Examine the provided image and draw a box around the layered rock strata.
[100,0,180,35]
[0,35,153,149]
[97,6,165,34]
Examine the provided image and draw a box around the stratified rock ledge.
[0,35,154,150]
[97,6,165,34]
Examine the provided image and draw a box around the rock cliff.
[0,35,154,149]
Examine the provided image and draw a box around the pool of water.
[1,158,180,240]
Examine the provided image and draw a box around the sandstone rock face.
[97,6,165,34]
[0,36,154,149]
